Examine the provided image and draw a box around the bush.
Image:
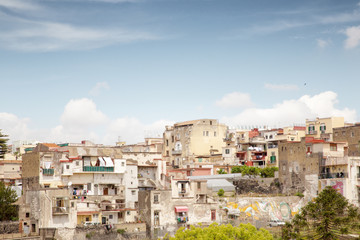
[295,192,304,198]
[260,167,278,178]
[117,229,126,234]
[218,189,225,197]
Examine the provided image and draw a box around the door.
[211,210,216,221]
[102,217,106,224]
[104,188,108,195]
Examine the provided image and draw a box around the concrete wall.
[225,196,305,222]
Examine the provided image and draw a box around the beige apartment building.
[306,117,346,141]
[163,119,227,168]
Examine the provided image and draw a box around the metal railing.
[319,172,348,179]
[43,168,54,175]
[83,166,114,172]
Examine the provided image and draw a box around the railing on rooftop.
[83,166,114,172]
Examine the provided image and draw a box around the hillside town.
[1,116,360,239]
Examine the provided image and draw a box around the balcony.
[172,150,182,155]
[251,155,266,161]
[319,172,348,179]
[43,168,54,176]
[83,166,114,172]
[177,216,188,223]
[52,207,69,215]
[320,157,348,166]
[308,130,317,135]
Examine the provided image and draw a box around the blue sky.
[1,0,360,144]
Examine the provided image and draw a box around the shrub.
[117,228,126,234]
[218,189,225,197]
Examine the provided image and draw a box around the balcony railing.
[83,166,114,172]
[319,172,348,179]
[321,157,348,166]
[43,168,54,176]
[172,150,182,155]
[308,130,317,135]
[177,216,188,223]
[52,207,69,215]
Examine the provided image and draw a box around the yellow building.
[306,117,345,141]
[163,119,227,168]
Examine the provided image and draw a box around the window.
[32,224,36,233]
[132,190,136,195]
[352,132,355,137]
[197,182,201,190]
[76,161,79,166]
[121,162,125,166]
[330,143,337,151]
[206,131,209,136]
[87,183,91,191]
[44,184,50,188]
[172,136,174,142]
[320,124,326,133]
[154,194,159,203]
[211,210,216,221]
[166,139,169,146]
[127,211,131,215]
[154,211,160,226]
[225,149,230,154]
[214,131,217,137]
[87,203,90,207]
[66,165,70,169]
[210,121,212,125]
[109,215,113,219]
[71,202,74,208]
[26,212,30,218]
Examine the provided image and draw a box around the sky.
[1,0,360,145]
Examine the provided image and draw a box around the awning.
[103,157,114,167]
[98,157,106,166]
[175,206,189,213]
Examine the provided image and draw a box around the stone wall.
[0,221,19,234]
[233,177,282,195]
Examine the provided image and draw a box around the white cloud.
[60,98,107,130]
[215,92,254,109]
[317,39,330,48]
[89,82,110,96]
[0,0,40,11]
[0,18,160,51]
[264,83,299,91]
[0,113,31,142]
[344,25,360,49]
[221,91,357,128]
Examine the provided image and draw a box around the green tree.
[282,186,360,240]
[217,169,227,174]
[217,189,225,197]
[0,181,18,221]
[169,222,273,240]
[259,167,278,178]
[0,130,8,159]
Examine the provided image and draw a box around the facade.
[19,141,140,238]
[163,119,227,168]
[0,153,22,186]
[306,117,345,141]
[333,123,360,156]
[139,178,219,239]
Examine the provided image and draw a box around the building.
[18,141,140,238]
[333,123,360,157]
[306,117,345,141]
[163,119,227,168]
